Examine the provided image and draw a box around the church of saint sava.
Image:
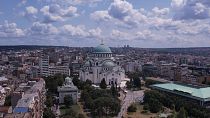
[79,43,125,86]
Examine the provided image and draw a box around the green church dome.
[93,44,112,53]
[103,61,115,67]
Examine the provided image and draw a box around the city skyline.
[0,0,210,48]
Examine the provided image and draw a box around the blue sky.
[0,0,210,47]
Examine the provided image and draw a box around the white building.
[79,43,125,86]
[39,55,49,77]
[48,65,70,76]
[57,77,78,104]
[160,63,176,80]
[39,55,70,77]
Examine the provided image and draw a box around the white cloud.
[108,0,134,20]
[40,4,78,23]
[0,21,25,38]
[171,0,186,10]
[194,3,206,15]
[171,0,210,20]
[39,0,102,6]
[91,11,112,22]
[26,6,38,14]
[91,0,147,28]
[108,0,146,27]
[110,29,153,41]
[135,30,153,40]
[1,0,210,47]
[17,0,27,7]
[28,22,58,35]
[152,7,170,16]
[60,25,101,38]
[23,6,38,21]
[111,29,129,40]
[61,25,88,37]
[88,28,102,38]
[67,0,102,5]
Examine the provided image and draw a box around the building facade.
[39,55,49,77]
[39,55,70,77]
[79,43,125,86]
[57,77,78,104]
[8,78,46,118]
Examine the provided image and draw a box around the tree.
[4,94,11,106]
[44,74,65,94]
[93,97,121,116]
[72,77,80,87]
[55,74,65,86]
[80,90,89,101]
[127,104,137,112]
[126,81,132,89]
[45,95,53,107]
[43,108,56,118]
[64,95,73,108]
[84,96,94,109]
[85,79,92,86]
[143,104,149,110]
[100,78,107,89]
[80,87,121,117]
[78,113,85,118]
[177,107,187,118]
[133,77,141,89]
[63,108,77,118]
[127,71,142,89]
[148,98,162,113]
[111,83,118,97]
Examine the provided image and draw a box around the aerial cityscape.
[0,0,210,118]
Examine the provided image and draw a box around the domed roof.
[93,44,112,53]
[103,61,115,67]
[84,60,93,66]
[65,77,73,86]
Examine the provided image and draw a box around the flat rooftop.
[151,83,210,100]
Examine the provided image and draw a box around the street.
[117,90,144,118]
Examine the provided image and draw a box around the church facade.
[79,43,125,86]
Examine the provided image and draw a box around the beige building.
[8,78,45,118]
[58,77,78,104]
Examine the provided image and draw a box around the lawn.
[60,103,88,117]
[125,103,158,118]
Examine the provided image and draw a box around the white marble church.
[79,43,125,86]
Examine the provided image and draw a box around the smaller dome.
[103,61,115,67]
[65,77,73,86]
[84,60,93,67]
[93,44,112,53]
